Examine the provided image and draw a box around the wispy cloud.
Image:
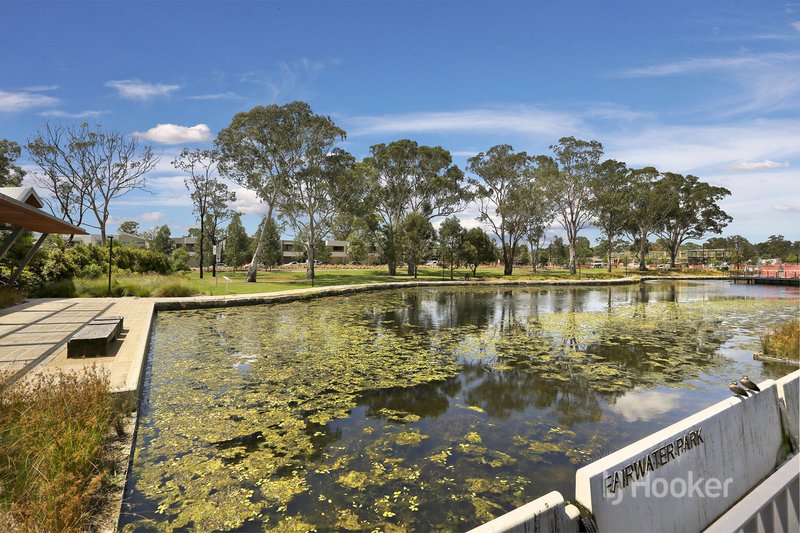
[0,89,59,112]
[773,203,800,213]
[347,105,583,137]
[133,123,212,144]
[731,160,790,171]
[617,52,800,115]
[239,57,340,102]
[22,85,59,92]
[793,21,800,31]
[105,79,181,100]
[40,109,108,119]
[618,53,798,78]
[187,92,241,100]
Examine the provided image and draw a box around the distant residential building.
[278,239,376,264]
[72,231,147,247]
[173,236,198,254]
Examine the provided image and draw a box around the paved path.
[0,297,154,394]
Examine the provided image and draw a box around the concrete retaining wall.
[467,491,580,533]
[574,380,785,532]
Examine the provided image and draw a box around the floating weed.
[122,285,798,531]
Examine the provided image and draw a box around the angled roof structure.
[0,187,86,235]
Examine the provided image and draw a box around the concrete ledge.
[154,278,644,311]
[575,380,784,533]
[467,491,580,533]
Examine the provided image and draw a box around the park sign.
[604,427,705,496]
[576,380,785,533]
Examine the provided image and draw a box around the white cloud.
[139,211,163,222]
[792,21,800,32]
[133,123,212,144]
[239,57,341,102]
[609,390,683,422]
[230,187,267,216]
[773,203,800,213]
[105,79,181,100]
[731,160,790,171]
[40,109,108,119]
[347,105,583,138]
[0,90,58,112]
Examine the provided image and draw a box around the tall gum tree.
[656,173,732,267]
[363,139,469,276]
[467,145,544,275]
[589,159,633,271]
[545,137,603,274]
[215,102,319,282]
[281,143,363,281]
[621,168,674,270]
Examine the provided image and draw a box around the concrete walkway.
[0,297,154,394]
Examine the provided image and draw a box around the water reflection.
[120,281,799,532]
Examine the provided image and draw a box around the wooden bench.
[67,316,124,358]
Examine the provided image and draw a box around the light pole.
[107,236,114,296]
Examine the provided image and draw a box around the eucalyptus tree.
[216,101,319,282]
[205,191,236,277]
[397,211,437,278]
[589,159,634,271]
[363,139,470,275]
[280,143,363,281]
[621,168,673,270]
[656,173,732,267]
[544,137,604,274]
[463,227,497,276]
[224,213,251,272]
[0,139,25,186]
[173,148,234,278]
[468,145,546,275]
[438,216,465,280]
[27,122,158,243]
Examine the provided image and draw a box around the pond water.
[120,280,798,532]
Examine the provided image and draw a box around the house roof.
[0,189,87,235]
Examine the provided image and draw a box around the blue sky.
[2,0,798,243]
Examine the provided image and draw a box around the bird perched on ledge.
[740,376,761,392]
[729,381,749,397]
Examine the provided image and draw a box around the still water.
[120,280,798,532]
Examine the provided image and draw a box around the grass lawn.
[181,265,633,296]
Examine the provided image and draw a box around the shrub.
[153,281,195,297]
[80,263,105,279]
[0,368,127,532]
[760,319,800,362]
[0,287,25,309]
[30,278,77,298]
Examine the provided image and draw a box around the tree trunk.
[669,241,678,268]
[407,262,414,276]
[638,234,648,271]
[607,231,613,273]
[199,229,205,279]
[306,241,315,280]
[246,210,272,283]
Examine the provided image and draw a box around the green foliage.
[363,139,469,275]
[398,212,437,277]
[755,235,800,261]
[255,218,282,268]
[438,216,464,278]
[0,367,126,532]
[0,139,25,186]
[224,213,251,269]
[146,225,175,256]
[463,227,497,276]
[117,221,141,235]
[171,247,191,272]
